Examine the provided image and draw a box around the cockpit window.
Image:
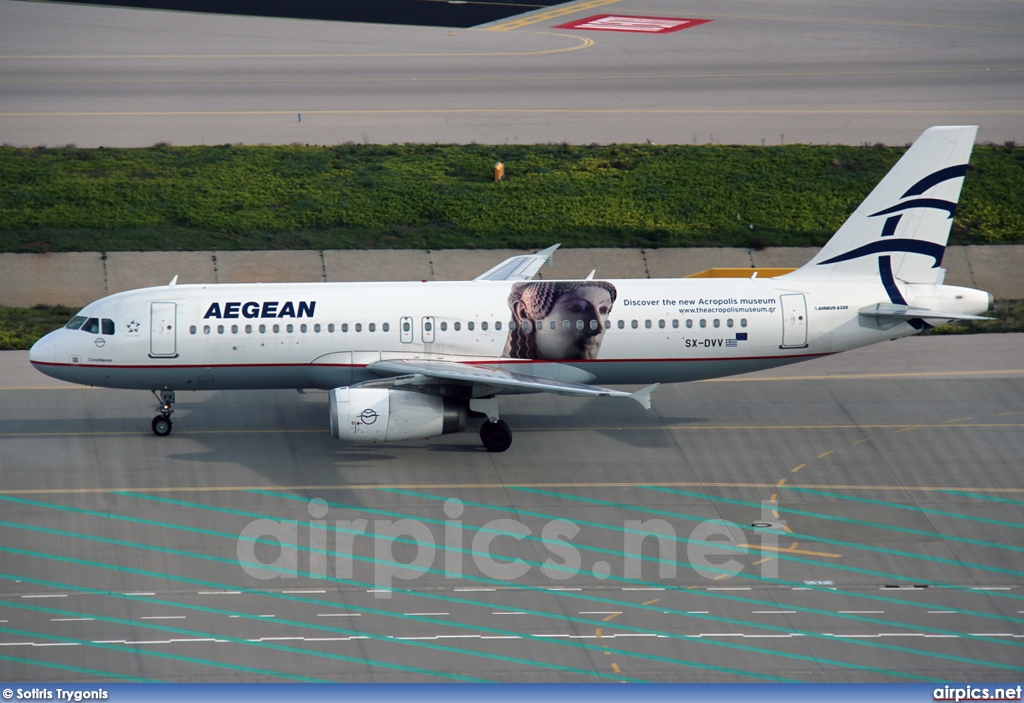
[101,319,115,335]
[65,316,87,330]
[81,317,100,334]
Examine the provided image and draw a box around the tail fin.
[782,125,977,283]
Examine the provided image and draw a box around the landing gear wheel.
[479,419,512,453]
[152,415,173,437]
[150,389,176,436]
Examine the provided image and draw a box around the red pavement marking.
[554,15,712,34]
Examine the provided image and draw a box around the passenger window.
[217,325,224,334]
[403,321,411,332]
[686,319,693,328]
[203,325,211,335]
[481,321,488,331]
[65,316,87,330]
[590,319,598,331]
[713,319,720,328]
[495,321,502,331]
[314,323,321,333]
[355,323,362,332]
[382,322,389,332]
[341,323,349,333]
[424,321,432,332]
[328,323,335,333]
[273,324,280,334]
[699,319,707,328]
[101,319,115,335]
[617,320,625,329]
[740,318,748,328]
[727,318,734,328]
[468,321,475,331]
[299,324,306,333]
[604,320,611,329]
[672,319,679,329]
[576,320,584,331]
[82,318,99,334]
[368,323,376,332]
[231,324,238,334]
[454,321,461,331]
[189,325,197,335]
[245,324,253,334]
[549,320,556,330]
[259,324,266,334]
[440,321,448,331]
[631,320,638,329]
[563,320,570,331]
[658,319,665,329]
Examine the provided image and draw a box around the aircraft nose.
[29,334,56,366]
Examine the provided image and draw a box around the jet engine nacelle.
[329,387,466,442]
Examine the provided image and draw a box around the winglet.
[168,275,178,286]
[630,383,659,410]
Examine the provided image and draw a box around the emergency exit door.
[780,294,808,348]
[150,302,178,358]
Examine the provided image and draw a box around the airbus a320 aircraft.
[29,126,992,452]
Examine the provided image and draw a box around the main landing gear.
[151,389,175,436]
[470,398,512,453]
[479,420,513,453]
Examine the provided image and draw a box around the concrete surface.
[0,0,1021,147]
[1,334,1022,682]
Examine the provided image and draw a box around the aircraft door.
[150,302,178,358]
[422,316,435,343]
[400,316,413,343]
[779,294,808,348]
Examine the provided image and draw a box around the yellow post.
[494,162,505,182]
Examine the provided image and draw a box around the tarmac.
[2,334,1022,682]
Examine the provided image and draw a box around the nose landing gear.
[151,389,175,436]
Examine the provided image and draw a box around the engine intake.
[329,387,466,442]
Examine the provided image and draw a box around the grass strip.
[1,142,1021,253]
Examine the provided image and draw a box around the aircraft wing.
[367,358,657,409]
[859,303,993,321]
[473,244,560,281]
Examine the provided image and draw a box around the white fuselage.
[27,276,989,394]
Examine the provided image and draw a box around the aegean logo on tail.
[817,165,968,269]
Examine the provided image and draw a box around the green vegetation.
[1,142,1021,252]
[0,305,76,351]
[2,301,1019,351]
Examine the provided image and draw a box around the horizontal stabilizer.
[859,303,993,321]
